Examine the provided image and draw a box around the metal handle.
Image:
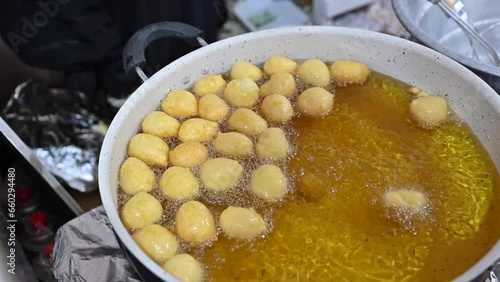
[429,0,500,66]
[122,22,208,82]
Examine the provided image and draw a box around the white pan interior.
[98,26,500,282]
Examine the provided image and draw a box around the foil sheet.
[1,80,108,193]
[52,206,141,282]
[489,262,500,282]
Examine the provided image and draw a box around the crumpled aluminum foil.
[1,80,108,192]
[488,262,500,282]
[52,206,142,282]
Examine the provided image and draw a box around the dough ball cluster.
[119,56,378,276]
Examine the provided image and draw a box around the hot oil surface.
[202,73,500,281]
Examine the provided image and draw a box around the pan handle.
[122,22,208,82]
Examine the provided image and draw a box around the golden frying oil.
[201,73,500,281]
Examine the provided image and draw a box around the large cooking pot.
[392,0,500,93]
[98,22,500,281]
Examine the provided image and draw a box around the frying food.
[223,77,260,108]
[255,127,290,159]
[330,60,371,84]
[263,55,297,74]
[178,118,219,142]
[260,94,294,123]
[168,141,208,168]
[198,94,229,122]
[141,111,180,138]
[259,72,297,98]
[212,132,253,157]
[193,75,226,97]
[259,72,296,98]
[127,133,169,167]
[250,164,287,202]
[219,207,267,239]
[121,191,163,230]
[298,59,330,87]
[384,189,428,212]
[132,224,178,263]
[228,108,268,136]
[175,201,216,243]
[297,87,334,117]
[161,90,198,118]
[200,158,243,192]
[230,61,262,81]
[119,157,156,195]
[117,56,500,282]
[160,166,199,201]
[163,254,203,282]
[410,96,449,127]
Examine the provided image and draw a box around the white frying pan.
[98,22,500,282]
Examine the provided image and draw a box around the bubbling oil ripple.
[416,122,494,240]
[204,89,437,281]
[205,197,433,281]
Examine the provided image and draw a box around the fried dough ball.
[259,72,296,98]
[228,108,268,137]
[297,87,334,117]
[200,158,243,192]
[132,224,178,263]
[169,142,208,168]
[119,157,155,195]
[141,111,180,138]
[251,164,287,202]
[298,59,330,87]
[409,96,448,127]
[263,55,297,74]
[219,207,267,240]
[230,61,262,81]
[384,189,428,212]
[128,133,169,167]
[175,201,216,243]
[161,90,198,118]
[213,132,253,157]
[178,118,219,142]
[193,75,226,97]
[255,127,290,159]
[160,166,199,200]
[223,78,259,108]
[261,94,293,123]
[330,60,371,84]
[198,94,229,122]
[163,254,203,282]
[121,192,163,230]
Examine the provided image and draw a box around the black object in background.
[0,0,227,103]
